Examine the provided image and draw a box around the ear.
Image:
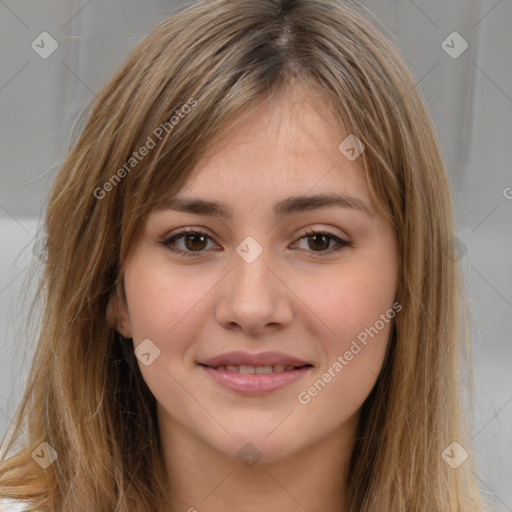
[106,292,133,339]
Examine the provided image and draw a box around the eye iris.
[308,233,330,251]
[185,233,207,251]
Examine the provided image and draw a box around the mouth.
[199,363,311,374]
[197,351,314,395]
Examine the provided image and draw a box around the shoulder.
[0,498,36,512]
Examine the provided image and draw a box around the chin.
[198,419,303,466]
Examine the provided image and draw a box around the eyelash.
[158,227,352,258]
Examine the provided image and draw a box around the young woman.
[0,0,491,510]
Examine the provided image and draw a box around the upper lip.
[198,351,312,368]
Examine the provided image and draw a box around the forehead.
[170,84,370,209]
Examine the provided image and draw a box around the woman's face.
[114,85,399,464]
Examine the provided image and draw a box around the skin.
[111,83,399,512]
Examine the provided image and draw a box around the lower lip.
[200,365,312,395]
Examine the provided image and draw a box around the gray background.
[0,0,511,509]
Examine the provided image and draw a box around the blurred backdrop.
[0,0,511,509]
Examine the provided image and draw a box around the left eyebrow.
[164,192,373,218]
[275,192,373,216]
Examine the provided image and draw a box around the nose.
[214,245,294,335]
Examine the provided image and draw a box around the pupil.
[309,234,329,251]
[185,233,207,251]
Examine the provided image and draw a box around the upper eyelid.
[162,227,218,243]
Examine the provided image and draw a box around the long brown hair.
[0,0,489,510]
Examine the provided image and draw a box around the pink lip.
[197,351,313,395]
[201,365,312,395]
[198,350,310,368]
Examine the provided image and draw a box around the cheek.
[123,255,210,344]
[122,256,209,407]
[297,272,395,421]
[300,250,397,411]
[309,259,397,348]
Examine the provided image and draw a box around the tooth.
[272,365,285,372]
[239,365,255,374]
[284,365,296,371]
[255,366,273,374]
[226,365,238,373]
[217,365,227,371]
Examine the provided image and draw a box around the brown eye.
[307,233,331,251]
[160,229,220,257]
[292,229,352,255]
[183,233,208,251]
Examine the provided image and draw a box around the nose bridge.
[214,236,293,333]
[231,237,277,304]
